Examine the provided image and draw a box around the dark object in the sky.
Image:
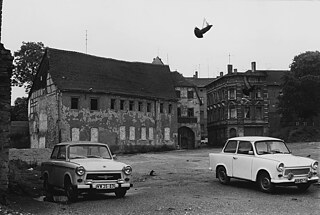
[194,19,213,38]
[242,76,255,96]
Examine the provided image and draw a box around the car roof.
[55,141,109,146]
[227,136,283,142]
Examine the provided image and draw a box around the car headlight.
[76,166,86,176]
[123,165,132,175]
[312,161,318,170]
[277,163,284,172]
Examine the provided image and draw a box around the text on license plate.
[294,178,307,184]
[96,184,115,189]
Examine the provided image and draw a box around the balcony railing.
[178,117,197,123]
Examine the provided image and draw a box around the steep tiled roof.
[171,71,196,87]
[45,48,177,100]
[185,77,216,88]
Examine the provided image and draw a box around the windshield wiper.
[86,155,102,158]
[70,156,86,159]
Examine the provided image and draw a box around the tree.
[12,42,45,93]
[11,97,28,121]
[278,51,320,124]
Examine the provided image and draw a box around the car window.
[237,141,253,155]
[69,145,111,159]
[224,140,237,153]
[57,145,66,160]
[255,141,290,155]
[51,146,59,159]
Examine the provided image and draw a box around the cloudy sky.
[2,0,320,104]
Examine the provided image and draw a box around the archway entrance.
[178,127,195,149]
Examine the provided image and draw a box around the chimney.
[251,62,256,72]
[234,68,238,74]
[227,64,233,74]
[193,71,198,78]
[220,72,223,77]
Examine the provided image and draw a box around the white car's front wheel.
[65,178,78,202]
[257,171,274,193]
[115,188,127,198]
[217,166,230,185]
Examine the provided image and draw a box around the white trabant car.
[41,142,133,201]
[209,136,319,192]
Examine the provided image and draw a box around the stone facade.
[0,43,13,190]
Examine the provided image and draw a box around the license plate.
[294,178,307,184]
[96,184,115,189]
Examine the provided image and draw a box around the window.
[200,97,204,104]
[228,88,236,100]
[120,100,125,110]
[57,145,66,160]
[229,106,237,119]
[224,140,237,153]
[147,103,151,112]
[138,102,143,112]
[160,103,164,113]
[175,90,181,98]
[164,128,170,140]
[149,127,154,140]
[129,126,135,140]
[237,141,253,154]
[256,89,262,99]
[141,127,146,140]
[120,126,126,140]
[244,107,250,119]
[90,98,98,110]
[50,146,59,159]
[168,104,172,114]
[129,101,134,111]
[71,128,80,141]
[200,110,204,119]
[177,107,181,117]
[111,99,116,110]
[187,90,194,99]
[71,97,79,109]
[187,108,194,117]
[256,107,262,119]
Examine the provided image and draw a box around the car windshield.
[255,141,290,155]
[68,145,112,159]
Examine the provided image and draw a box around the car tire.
[257,171,274,193]
[65,178,78,203]
[43,176,54,202]
[115,188,127,198]
[297,183,311,192]
[217,166,230,185]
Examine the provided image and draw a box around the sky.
[2,0,320,104]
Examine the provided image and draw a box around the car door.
[232,141,254,180]
[222,140,238,176]
[54,145,67,188]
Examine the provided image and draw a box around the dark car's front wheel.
[115,188,127,198]
[65,178,78,202]
[43,176,54,201]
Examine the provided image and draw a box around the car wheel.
[217,166,230,185]
[258,172,274,193]
[43,176,54,202]
[297,183,311,192]
[115,188,127,198]
[65,178,78,202]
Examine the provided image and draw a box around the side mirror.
[112,154,117,160]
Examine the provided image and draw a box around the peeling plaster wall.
[59,92,178,153]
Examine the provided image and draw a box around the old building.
[206,62,286,146]
[28,48,178,153]
[171,71,202,149]
[185,71,215,143]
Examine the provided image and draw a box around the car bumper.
[77,182,133,189]
[271,176,319,185]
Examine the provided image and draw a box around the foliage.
[12,42,45,93]
[11,97,28,121]
[278,51,320,124]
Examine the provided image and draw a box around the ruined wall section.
[59,92,178,153]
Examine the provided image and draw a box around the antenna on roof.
[85,30,88,54]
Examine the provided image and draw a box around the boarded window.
[71,128,80,141]
[120,126,126,140]
[168,104,172,114]
[111,99,116,110]
[244,107,250,119]
[160,103,164,113]
[187,108,194,117]
[149,127,154,140]
[71,97,79,109]
[177,107,181,117]
[91,128,98,142]
[138,102,143,112]
[147,103,151,112]
[187,90,194,99]
[91,98,98,110]
[120,100,125,110]
[129,101,134,111]
[256,107,262,119]
[129,126,135,140]
[228,88,236,100]
[229,106,237,119]
[141,127,146,140]
[175,90,181,98]
[164,128,170,140]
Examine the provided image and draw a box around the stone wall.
[9,148,52,164]
[0,43,13,191]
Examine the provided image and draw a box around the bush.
[272,126,320,142]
